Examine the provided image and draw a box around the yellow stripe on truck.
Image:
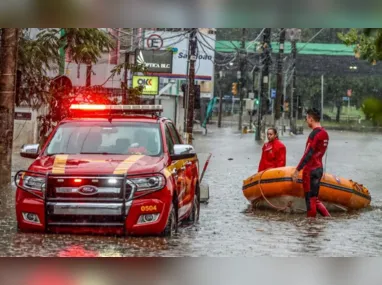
[113,155,145,174]
[52,155,69,174]
[168,157,197,172]
[163,168,172,178]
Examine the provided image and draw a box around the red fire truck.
[15,104,200,237]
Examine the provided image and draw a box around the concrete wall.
[155,95,185,135]
[13,107,39,152]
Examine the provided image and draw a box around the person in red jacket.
[258,127,286,172]
[292,108,331,218]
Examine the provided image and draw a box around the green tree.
[38,28,115,87]
[14,28,147,144]
[338,28,382,64]
[338,29,382,123]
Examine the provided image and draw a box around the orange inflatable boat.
[242,166,371,213]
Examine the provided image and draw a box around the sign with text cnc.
[132,76,159,96]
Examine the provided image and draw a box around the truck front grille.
[45,175,135,228]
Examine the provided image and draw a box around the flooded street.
[1,126,382,257]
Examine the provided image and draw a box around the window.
[164,125,175,154]
[166,122,182,144]
[45,121,163,156]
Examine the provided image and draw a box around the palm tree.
[0,28,19,185]
[38,28,115,86]
[16,29,59,108]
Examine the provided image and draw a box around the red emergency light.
[69,104,163,116]
[70,104,107,110]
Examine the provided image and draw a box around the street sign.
[271,89,276,99]
[343,97,349,101]
[146,34,163,50]
[135,49,173,73]
[15,112,32,120]
[132,76,159,95]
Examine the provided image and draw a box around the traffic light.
[231,83,238,96]
[284,101,289,112]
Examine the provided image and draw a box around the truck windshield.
[45,121,163,156]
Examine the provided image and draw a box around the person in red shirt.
[258,127,286,172]
[292,108,330,218]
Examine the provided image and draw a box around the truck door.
[166,122,196,214]
[165,125,187,218]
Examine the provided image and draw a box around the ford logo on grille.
[77,185,98,195]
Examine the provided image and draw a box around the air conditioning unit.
[245,99,254,111]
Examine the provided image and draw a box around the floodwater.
[1,126,382,257]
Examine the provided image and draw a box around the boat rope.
[324,147,328,174]
[257,169,292,212]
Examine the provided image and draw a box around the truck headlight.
[23,176,46,191]
[129,175,165,192]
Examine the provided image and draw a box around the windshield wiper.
[80,152,119,155]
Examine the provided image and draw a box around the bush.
[361,97,382,125]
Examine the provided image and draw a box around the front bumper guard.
[15,170,166,229]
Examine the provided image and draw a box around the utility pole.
[290,39,297,133]
[275,28,286,121]
[238,28,246,132]
[123,51,129,104]
[321,74,324,121]
[256,28,271,141]
[59,29,66,75]
[217,71,224,128]
[186,28,197,144]
[0,28,19,185]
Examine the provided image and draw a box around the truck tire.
[161,202,178,237]
[186,184,200,223]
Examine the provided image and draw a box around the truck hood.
[29,154,166,176]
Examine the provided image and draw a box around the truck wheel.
[186,185,200,223]
[161,203,178,237]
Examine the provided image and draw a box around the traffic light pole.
[238,80,243,131]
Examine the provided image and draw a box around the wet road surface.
[1,126,382,256]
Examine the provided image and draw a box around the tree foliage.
[12,28,148,143]
[38,28,115,66]
[16,29,59,108]
[337,28,382,64]
[337,28,382,122]
[361,97,382,126]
